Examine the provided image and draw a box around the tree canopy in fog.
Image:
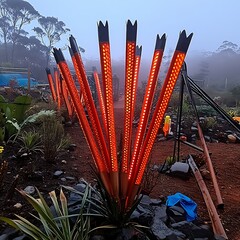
[0,0,70,81]
[0,0,239,90]
[33,16,70,66]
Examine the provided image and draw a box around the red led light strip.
[93,70,108,136]
[135,51,186,185]
[126,31,193,207]
[131,46,142,114]
[54,68,62,110]
[53,48,112,195]
[61,78,74,119]
[98,21,119,198]
[69,38,110,172]
[46,68,57,102]
[122,20,137,175]
[128,35,166,182]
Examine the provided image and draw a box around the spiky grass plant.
[0,187,91,240]
[63,178,148,238]
[18,130,43,155]
[40,115,70,162]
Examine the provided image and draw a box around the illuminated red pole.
[127,31,193,207]
[121,20,137,198]
[53,48,112,195]
[54,68,62,110]
[46,68,57,102]
[98,21,119,199]
[93,69,108,136]
[131,46,142,115]
[61,77,74,120]
[69,37,110,172]
[128,35,166,185]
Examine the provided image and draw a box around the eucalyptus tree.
[33,16,70,67]
[0,0,40,64]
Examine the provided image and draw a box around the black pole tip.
[68,46,74,57]
[69,35,79,54]
[45,68,51,74]
[155,33,166,50]
[176,30,193,53]
[98,21,109,43]
[126,20,137,42]
[136,45,142,56]
[53,48,65,64]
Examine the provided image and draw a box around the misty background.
[0,0,240,105]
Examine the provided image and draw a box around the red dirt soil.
[0,96,239,239]
[68,98,240,240]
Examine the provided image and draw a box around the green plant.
[0,187,91,240]
[63,178,144,230]
[0,95,32,140]
[10,109,56,143]
[41,115,70,162]
[196,105,216,117]
[18,130,43,155]
[165,155,176,166]
[200,116,217,132]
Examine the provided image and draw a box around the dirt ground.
[0,97,240,239]
[68,99,240,240]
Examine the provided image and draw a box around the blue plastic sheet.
[166,192,197,221]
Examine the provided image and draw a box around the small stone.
[75,183,86,192]
[65,176,75,181]
[24,186,35,195]
[150,198,162,206]
[191,126,198,132]
[204,135,211,142]
[61,160,67,164]
[60,178,67,182]
[68,144,77,151]
[8,155,17,160]
[53,170,64,178]
[14,203,22,209]
[227,134,236,143]
[20,153,29,157]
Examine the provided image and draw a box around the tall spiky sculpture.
[53,20,193,211]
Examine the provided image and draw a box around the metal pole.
[173,71,185,162]
[188,155,228,239]
[188,77,240,133]
[182,63,224,208]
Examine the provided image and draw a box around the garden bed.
[0,101,240,239]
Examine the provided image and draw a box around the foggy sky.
[27,0,240,61]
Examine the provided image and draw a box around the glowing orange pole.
[54,68,62,110]
[128,35,166,184]
[127,31,193,207]
[93,70,108,136]
[131,46,142,115]
[98,21,119,199]
[53,48,112,195]
[46,68,57,102]
[121,20,137,198]
[69,37,110,172]
[61,78,74,119]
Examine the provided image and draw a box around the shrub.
[0,187,91,240]
[200,117,217,133]
[17,130,43,155]
[40,115,70,162]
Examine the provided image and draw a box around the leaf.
[6,120,20,131]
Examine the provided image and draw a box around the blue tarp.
[166,192,197,221]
